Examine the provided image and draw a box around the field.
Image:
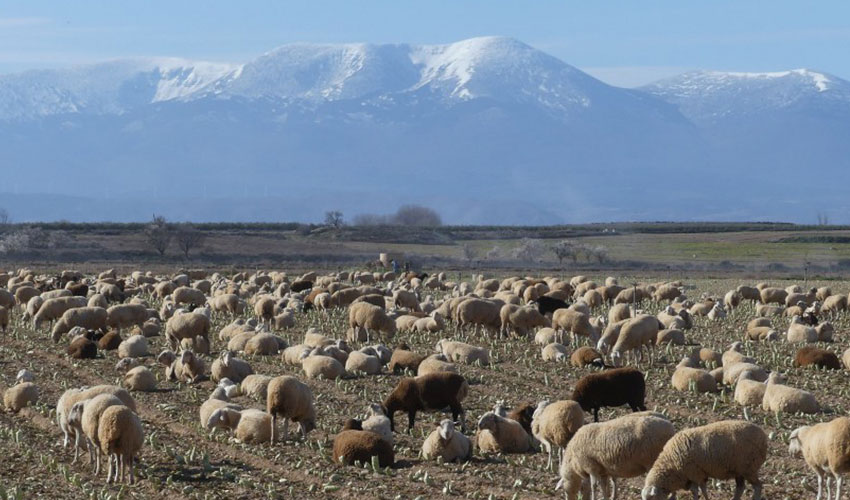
[1,269,848,500]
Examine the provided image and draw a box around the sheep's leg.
[542,441,552,471]
[610,477,617,500]
[688,483,699,500]
[592,408,599,422]
[598,474,612,500]
[815,470,824,500]
[732,477,745,500]
[833,474,841,500]
[589,475,598,500]
[62,428,69,448]
[825,473,832,500]
[407,411,416,433]
[72,431,82,463]
[94,447,101,475]
[106,453,114,484]
[270,414,277,445]
[282,417,290,442]
[128,455,135,485]
[699,481,710,500]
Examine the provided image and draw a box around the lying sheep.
[422,419,472,462]
[762,372,820,414]
[531,400,585,470]
[208,407,272,444]
[361,403,393,444]
[477,411,533,454]
[671,357,717,393]
[117,334,149,359]
[211,351,253,383]
[787,315,818,343]
[542,342,568,362]
[383,372,468,432]
[345,351,382,375]
[4,375,39,412]
[266,375,316,443]
[570,346,604,367]
[123,366,157,392]
[793,346,841,370]
[302,352,345,379]
[558,414,676,500]
[642,420,767,500]
[244,331,282,356]
[789,417,850,500]
[388,346,426,374]
[332,430,394,468]
[240,374,273,400]
[436,339,490,366]
[571,367,646,422]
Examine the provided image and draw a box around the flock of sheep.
[2,267,850,499]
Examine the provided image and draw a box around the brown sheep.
[383,372,468,432]
[332,430,394,468]
[793,347,841,370]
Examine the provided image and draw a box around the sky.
[1,1,849,87]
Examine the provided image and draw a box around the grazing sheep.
[762,372,820,414]
[422,419,472,462]
[208,407,272,444]
[240,374,272,400]
[266,375,317,444]
[211,351,253,383]
[80,394,127,475]
[610,315,659,366]
[56,386,135,452]
[165,312,210,350]
[4,380,39,412]
[123,366,156,392]
[671,357,717,393]
[383,372,468,432]
[332,430,394,467]
[653,284,681,302]
[436,339,490,365]
[500,304,547,337]
[534,327,568,346]
[416,354,458,376]
[456,298,503,335]
[97,405,144,484]
[105,304,148,330]
[345,351,382,375]
[302,352,345,379]
[273,310,296,330]
[571,367,647,422]
[558,414,676,500]
[656,328,686,346]
[789,417,850,500]
[532,295,570,316]
[172,286,206,307]
[756,303,785,317]
[570,346,604,367]
[641,420,767,500]
[608,303,633,324]
[542,342,568,362]
[793,347,841,370]
[821,294,847,315]
[552,309,599,346]
[389,347,426,374]
[787,315,818,343]
[531,400,585,470]
[760,287,788,305]
[348,302,397,341]
[52,307,108,342]
[477,411,534,454]
[33,296,87,328]
[117,334,149,359]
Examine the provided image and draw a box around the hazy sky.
[2,1,849,87]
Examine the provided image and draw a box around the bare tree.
[512,238,545,263]
[144,214,172,256]
[551,240,577,265]
[486,245,501,261]
[591,245,609,263]
[175,223,205,259]
[391,205,442,227]
[324,210,344,229]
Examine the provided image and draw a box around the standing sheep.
[207,408,272,444]
[641,420,767,500]
[348,302,397,341]
[266,375,317,444]
[531,400,585,470]
[383,372,468,432]
[165,312,211,350]
[571,367,647,422]
[789,417,850,500]
[97,405,144,484]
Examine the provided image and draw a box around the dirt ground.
[0,273,846,499]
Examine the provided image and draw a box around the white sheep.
[417,354,458,376]
[734,371,768,407]
[123,366,157,392]
[671,357,717,393]
[531,399,585,470]
[558,414,675,500]
[211,351,253,383]
[477,411,533,454]
[266,375,316,444]
[302,352,345,379]
[541,342,568,362]
[117,334,150,359]
[240,374,273,400]
[787,315,818,343]
[207,407,272,444]
[3,372,38,412]
[361,403,392,444]
[345,350,382,375]
[436,339,490,365]
[422,419,472,462]
[762,372,820,414]
[789,417,850,500]
[97,405,143,484]
[610,315,658,366]
[642,420,767,500]
[79,393,127,475]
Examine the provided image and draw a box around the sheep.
[207,407,272,444]
[105,304,148,331]
[348,302,397,341]
[531,400,585,470]
[641,420,767,500]
[383,372,468,432]
[456,298,502,335]
[302,352,345,379]
[240,374,272,400]
[266,375,316,444]
[97,405,143,484]
[436,339,489,366]
[56,386,135,452]
[532,295,570,316]
[610,314,659,366]
[671,357,717,393]
[393,289,420,311]
[68,335,98,359]
[608,303,632,324]
[4,377,39,412]
[416,353,458,376]
[167,349,205,383]
[115,357,142,373]
[789,417,850,500]
[759,287,788,305]
[23,295,44,321]
[756,303,785,317]
[570,346,604,367]
[123,366,156,392]
[821,294,847,316]
[244,331,282,356]
[165,312,210,350]
[707,302,727,321]
[763,372,820,414]
[361,403,393,444]
[534,327,568,346]
[33,296,87,328]
[282,344,312,366]
[51,307,108,342]
[794,346,841,370]
[422,419,472,462]
[552,309,599,346]
[724,290,742,311]
[117,334,149,359]
[653,284,682,302]
[172,286,206,307]
[499,304,547,337]
[722,341,755,366]
[79,393,127,475]
[345,351,382,375]
[211,351,253,383]
[787,315,818,343]
[558,414,676,500]
[332,430,395,467]
[723,361,768,386]
[734,371,768,407]
[816,321,835,342]
[477,411,533,454]
[542,342,569,362]
[389,346,426,374]
[571,367,646,422]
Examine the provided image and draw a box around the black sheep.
[571,367,646,421]
[532,296,570,316]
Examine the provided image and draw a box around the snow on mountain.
[642,68,850,124]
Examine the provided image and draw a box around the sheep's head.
[115,358,138,372]
[207,407,240,430]
[67,401,86,429]
[438,419,455,441]
[209,387,229,401]
[435,339,446,354]
[222,350,234,367]
[767,371,785,384]
[788,427,807,457]
[728,341,743,352]
[180,350,195,365]
[641,485,671,500]
[15,369,34,384]
[477,412,498,431]
[532,400,550,420]
[367,403,383,417]
[157,350,176,367]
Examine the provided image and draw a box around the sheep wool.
[123,366,157,392]
[422,419,472,462]
[266,375,317,443]
[762,372,820,414]
[97,405,144,484]
[789,417,850,500]
[531,400,584,470]
[477,411,533,454]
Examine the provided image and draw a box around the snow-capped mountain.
[1,37,848,224]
